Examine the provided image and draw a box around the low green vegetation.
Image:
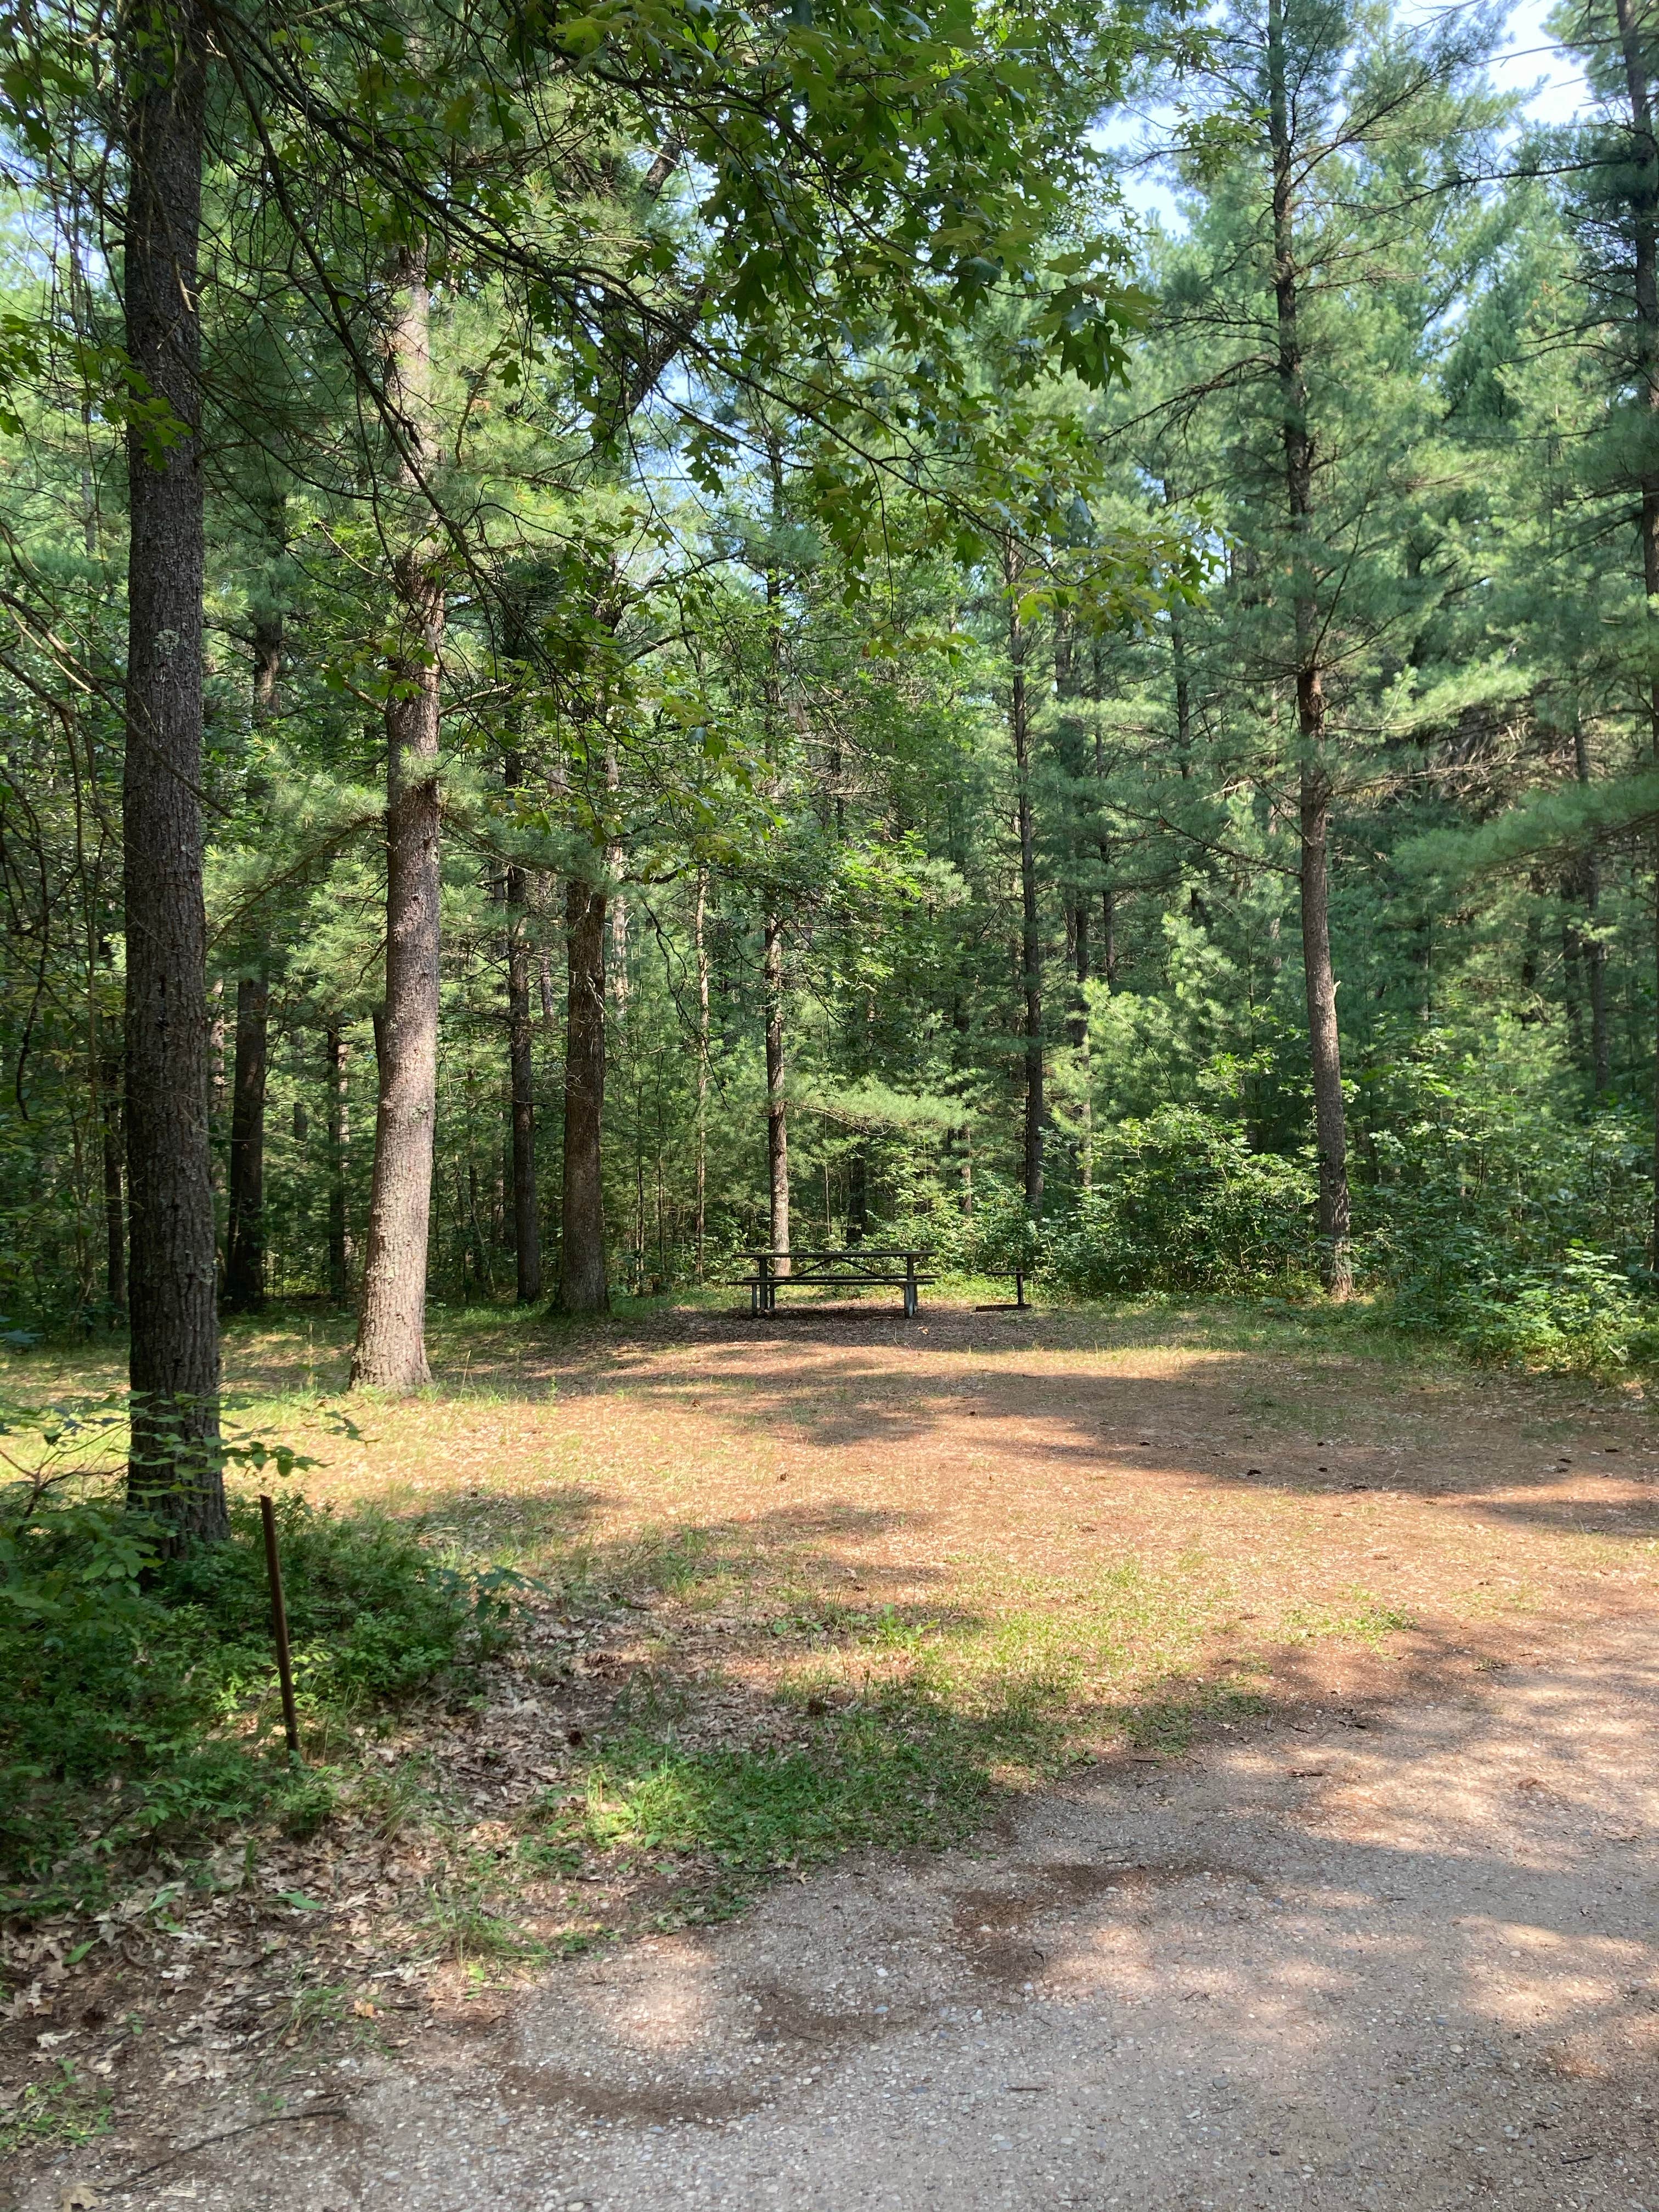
[0,2061,111,2160]
[566,1695,1054,1877]
[0,1408,523,1911]
[891,1036,1659,1382]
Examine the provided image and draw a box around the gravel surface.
[46,1613,1659,2212]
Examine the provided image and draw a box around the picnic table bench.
[737,1247,934,1319]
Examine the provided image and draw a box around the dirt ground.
[13,1297,1659,2210]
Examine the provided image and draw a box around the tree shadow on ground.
[207,1297,1659,1560]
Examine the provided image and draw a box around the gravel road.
[48,1613,1659,2212]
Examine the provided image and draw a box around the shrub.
[1360,1029,1658,1374]
[0,1412,522,1906]
[1391,1239,1643,1377]
[1039,1108,1319,1295]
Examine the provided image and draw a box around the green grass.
[0,2062,111,2158]
[1284,1587,1418,1650]
[561,1690,1045,1875]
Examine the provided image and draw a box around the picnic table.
[738,1247,934,1319]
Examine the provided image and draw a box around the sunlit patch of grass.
[1283,1587,1417,1650]
[1116,1677,1271,1752]
[562,1690,1057,1877]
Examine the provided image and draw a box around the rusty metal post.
[259,1493,302,1759]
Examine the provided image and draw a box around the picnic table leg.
[904,1254,918,1319]
[1014,1268,1026,1310]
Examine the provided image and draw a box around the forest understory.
[5,1295,1658,2210]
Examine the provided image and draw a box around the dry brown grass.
[25,1288,1658,1733]
[7,1291,1658,2175]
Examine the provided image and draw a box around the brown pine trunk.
[1299,764,1351,1284]
[326,1023,353,1305]
[1005,544,1044,1214]
[1093,686,1119,989]
[759,436,792,1268]
[764,912,790,1269]
[1072,891,1092,1190]
[1269,0,1351,1296]
[558,877,610,1313]
[505,753,541,1303]
[1615,0,1659,1245]
[252,496,283,723]
[694,868,709,1283]
[351,251,443,1391]
[100,1038,126,1323]
[224,977,268,1312]
[121,0,223,1535]
[1571,725,1611,1095]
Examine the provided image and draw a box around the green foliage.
[0,1457,523,1907]
[1432,1247,1643,1376]
[1360,1030,1656,1374]
[1040,1109,1318,1295]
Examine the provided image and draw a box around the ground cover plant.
[0,1402,524,1913]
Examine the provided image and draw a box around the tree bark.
[351,250,443,1391]
[1571,724,1611,1095]
[558,877,610,1312]
[694,867,709,1282]
[326,1022,353,1305]
[251,488,284,726]
[121,0,223,1535]
[100,1038,126,1323]
[223,976,268,1312]
[1615,0,1659,1245]
[1298,764,1351,1285]
[1005,544,1044,1214]
[764,912,790,1268]
[1268,0,1351,1296]
[503,752,542,1301]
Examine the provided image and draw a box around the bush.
[1360,1029,1658,1375]
[1040,1108,1318,1296]
[1390,1239,1643,1376]
[0,1418,522,1905]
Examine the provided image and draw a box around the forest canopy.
[2,0,1658,1534]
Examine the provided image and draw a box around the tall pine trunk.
[326,1023,353,1305]
[761,439,791,1270]
[504,754,541,1301]
[1614,0,1659,1252]
[121,0,223,1534]
[100,1037,126,1322]
[1268,0,1351,1296]
[1571,724,1611,1094]
[694,868,709,1282]
[764,913,790,1267]
[251,488,284,724]
[1005,544,1044,1214]
[223,976,268,1311]
[351,251,442,1390]
[558,878,610,1312]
